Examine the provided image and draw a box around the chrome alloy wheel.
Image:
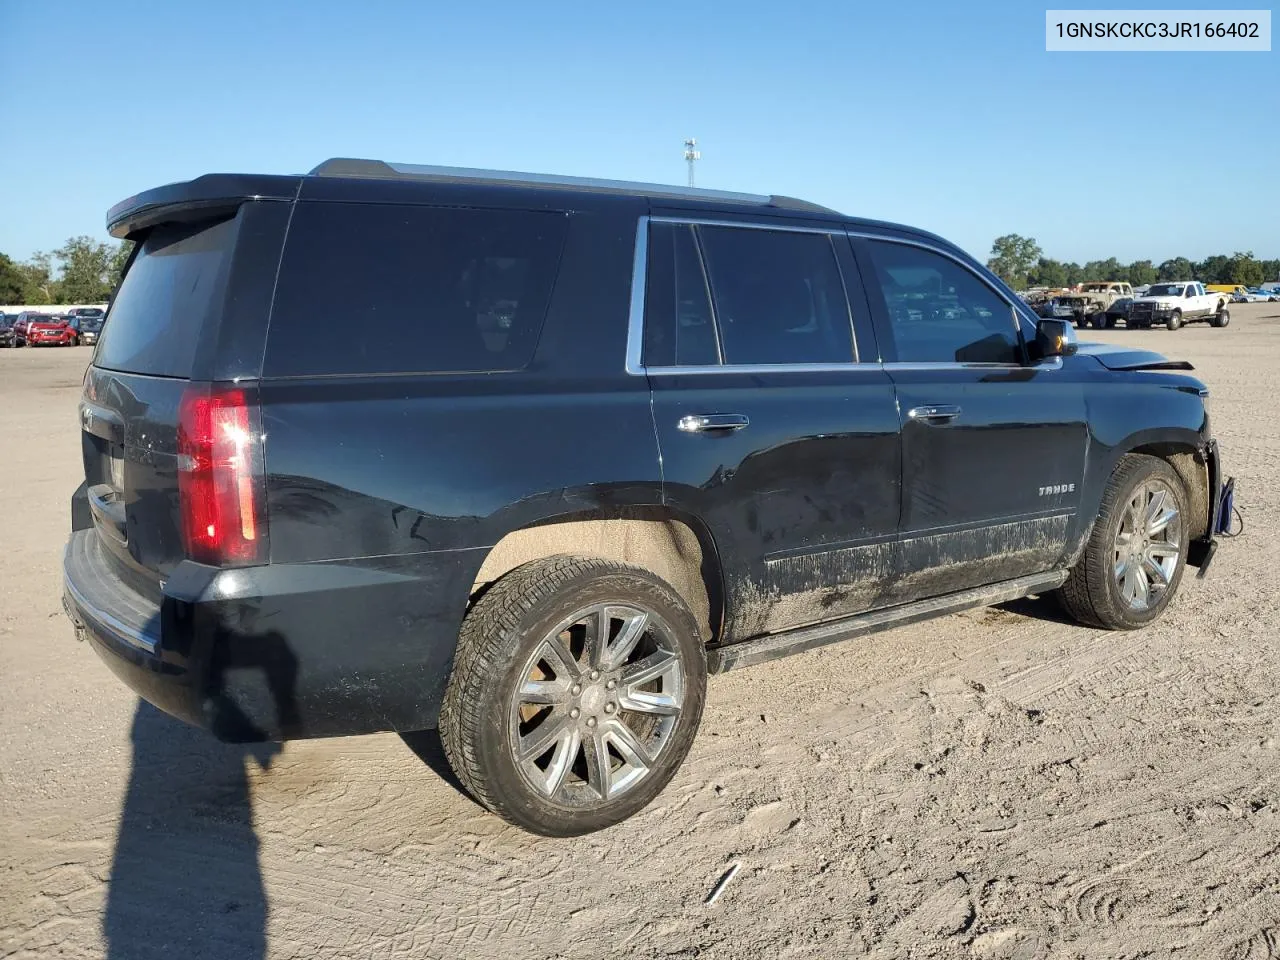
[509,603,685,806]
[1113,480,1182,611]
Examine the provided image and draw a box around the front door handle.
[678,413,750,433]
[907,404,962,425]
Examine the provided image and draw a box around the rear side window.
[94,217,236,377]
[265,203,568,377]
[698,226,854,365]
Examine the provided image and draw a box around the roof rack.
[308,158,840,215]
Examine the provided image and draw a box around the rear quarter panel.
[257,200,660,730]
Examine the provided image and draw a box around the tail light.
[177,384,269,566]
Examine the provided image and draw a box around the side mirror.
[1035,318,1078,359]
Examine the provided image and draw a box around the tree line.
[4,230,1277,306]
[0,238,132,305]
[987,234,1279,291]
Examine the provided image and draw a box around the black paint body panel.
[66,169,1223,741]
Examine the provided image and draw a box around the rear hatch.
[82,216,239,596]
[81,187,292,595]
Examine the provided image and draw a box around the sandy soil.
[2,305,1278,959]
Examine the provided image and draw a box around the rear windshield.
[93,216,236,377]
[264,202,568,377]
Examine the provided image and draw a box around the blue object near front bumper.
[1188,438,1232,577]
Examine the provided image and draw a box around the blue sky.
[0,1,1275,266]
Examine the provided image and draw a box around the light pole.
[683,138,700,188]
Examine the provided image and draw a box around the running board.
[706,570,1069,673]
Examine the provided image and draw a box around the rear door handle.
[678,413,750,433]
[907,404,962,425]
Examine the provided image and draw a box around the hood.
[1132,295,1182,306]
[30,320,67,330]
[1075,342,1194,371]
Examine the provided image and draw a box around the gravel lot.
[2,305,1278,959]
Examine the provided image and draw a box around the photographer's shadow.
[104,626,298,960]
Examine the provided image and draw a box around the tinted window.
[643,222,718,367]
[266,203,567,377]
[865,241,1020,364]
[93,217,235,377]
[698,226,853,365]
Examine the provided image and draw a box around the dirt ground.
[2,305,1278,960]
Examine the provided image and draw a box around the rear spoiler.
[106,173,302,239]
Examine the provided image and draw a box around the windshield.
[1146,284,1184,297]
[79,319,103,330]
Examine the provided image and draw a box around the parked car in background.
[0,315,15,347]
[12,312,54,346]
[1241,288,1274,303]
[66,306,106,323]
[23,314,76,347]
[63,159,1234,836]
[1108,297,1134,326]
[1128,282,1230,330]
[67,314,104,346]
[1053,281,1134,328]
[1207,284,1248,301]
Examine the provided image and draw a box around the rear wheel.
[1057,455,1189,630]
[440,556,707,836]
[1166,309,1182,331]
[1211,307,1230,328]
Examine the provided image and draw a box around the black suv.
[63,160,1233,835]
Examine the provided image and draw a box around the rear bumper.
[63,528,478,741]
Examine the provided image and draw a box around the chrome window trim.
[650,215,847,236]
[646,362,882,376]
[626,215,869,375]
[884,358,1063,372]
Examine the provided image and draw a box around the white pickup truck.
[1127,281,1230,330]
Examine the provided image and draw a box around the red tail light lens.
[177,384,269,566]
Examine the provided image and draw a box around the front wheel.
[1057,455,1189,630]
[1089,312,1107,329]
[1166,309,1182,331]
[440,556,707,836]
[1211,307,1230,328]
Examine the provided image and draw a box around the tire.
[440,555,707,836]
[1089,312,1106,330]
[1211,307,1230,328]
[1056,454,1190,630]
[1166,309,1182,331]
[1105,315,1118,329]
